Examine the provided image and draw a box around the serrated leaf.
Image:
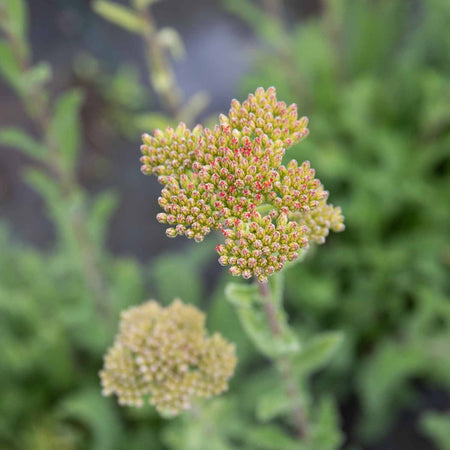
[48,89,84,170]
[0,127,46,159]
[93,0,146,34]
[292,332,344,376]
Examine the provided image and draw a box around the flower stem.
[257,280,309,439]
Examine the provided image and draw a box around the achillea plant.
[100,299,236,416]
[140,87,344,281]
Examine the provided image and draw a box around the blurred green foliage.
[0,0,449,448]
[230,0,450,445]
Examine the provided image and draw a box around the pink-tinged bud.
[166,228,177,238]
[242,270,252,279]
[229,266,241,277]
[156,213,168,223]
[194,234,204,243]
[218,256,228,266]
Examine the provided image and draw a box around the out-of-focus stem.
[2,24,111,319]
[262,0,284,26]
[258,280,309,439]
[139,6,182,117]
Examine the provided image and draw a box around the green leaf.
[421,412,450,450]
[225,282,260,307]
[256,386,291,422]
[132,0,161,10]
[21,62,52,88]
[292,332,343,376]
[244,424,301,450]
[88,190,118,248]
[56,388,123,450]
[0,39,22,91]
[48,89,84,170]
[307,397,344,450]
[226,281,300,358]
[24,168,60,204]
[0,127,46,159]
[93,1,146,34]
[4,0,27,40]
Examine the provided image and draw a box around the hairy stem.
[258,280,309,439]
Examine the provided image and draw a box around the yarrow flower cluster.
[100,299,237,416]
[140,87,344,281]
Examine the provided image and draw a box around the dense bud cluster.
[100,300,237,416]
[141,87,344,281]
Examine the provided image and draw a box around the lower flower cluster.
[100,300,237,416]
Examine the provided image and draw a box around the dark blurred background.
[1,0,449,449]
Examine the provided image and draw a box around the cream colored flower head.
[100,299,237,417]
[140,87,344,281]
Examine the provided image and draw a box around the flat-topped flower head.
[140,87,344,281]
[100,299,237,417]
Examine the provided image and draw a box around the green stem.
[258,280,309,439]
[138,5,182,117]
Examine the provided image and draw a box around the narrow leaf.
[88,190,118,248]
[5,0,27,39]
[293,332,344,376]
[48,89,84,169]
[0,127,46,159]
[256,386,291,422]
[0,40,22,91]
[93,0,146,34]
